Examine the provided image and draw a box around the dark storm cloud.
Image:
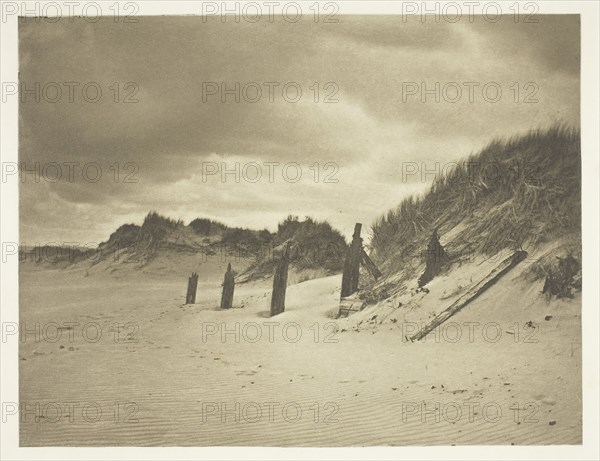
[19,15,580,242]
[469,14,580,77]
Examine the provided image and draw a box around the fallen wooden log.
[411,250,528,341]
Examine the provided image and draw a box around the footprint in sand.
[236,370,257,376]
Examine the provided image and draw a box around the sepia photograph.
[1,1,599,459]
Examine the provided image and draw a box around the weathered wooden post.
[341,223,363,298]
[185,272,198,304]
[418,228,449,288]
[270,245,290,317]
[220,263,235,309]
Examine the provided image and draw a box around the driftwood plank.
[338,295,365,318]
[361,248,383,280]
[411,250,527,341]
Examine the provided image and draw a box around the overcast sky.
[19,15,580,244]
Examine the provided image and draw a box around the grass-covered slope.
[369,125,581,281]
[240,215,348,282]
[62,212,347,281]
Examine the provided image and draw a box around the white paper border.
[1,1,598,460]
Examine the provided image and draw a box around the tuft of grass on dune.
[370,124,581,277]
[241,215,348,282]
[188,217,228,235]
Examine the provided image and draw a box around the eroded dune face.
[19,247,581,446]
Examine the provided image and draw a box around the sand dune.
[19,250,580,446]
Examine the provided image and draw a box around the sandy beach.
[19,253,581,446]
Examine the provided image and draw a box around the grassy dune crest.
[370,125,581,278]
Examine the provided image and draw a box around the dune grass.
[242,215,348,281]
[370,125,581,276]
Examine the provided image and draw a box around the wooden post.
[270,245,290,317]
[418,228,449,288]
[185,272,198,304]
[340,247,353,298]
[220,263,235,309]
[341,223,362,298]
